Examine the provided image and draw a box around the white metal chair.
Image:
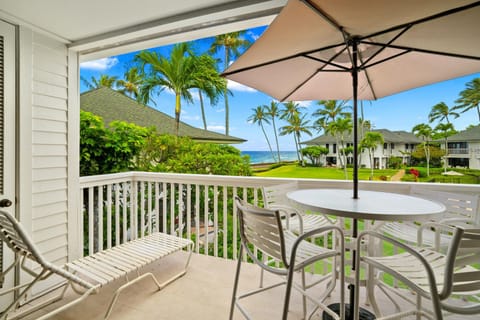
[0,210,99,320]
[230,196,345,320]
[377,190,479,249]
[0,210,192,320]
[262,181,336,235]
[354,224,480,320]
[261,182,340,294]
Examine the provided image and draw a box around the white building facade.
[303,129,421,169]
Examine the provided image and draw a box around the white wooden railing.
[79,172,480,261]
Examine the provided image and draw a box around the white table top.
[287,188,446,221]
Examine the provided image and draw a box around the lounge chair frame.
[0,210,192,320]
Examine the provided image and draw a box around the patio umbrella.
[223,0,480,199]
[224,2,480,317]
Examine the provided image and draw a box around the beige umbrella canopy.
[224,0,480,198]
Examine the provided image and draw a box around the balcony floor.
[23,252,477,319]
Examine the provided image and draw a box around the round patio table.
[286,188,446,320]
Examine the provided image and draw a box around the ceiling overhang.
[0,0,286,60]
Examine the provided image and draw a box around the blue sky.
[80,26,479,151]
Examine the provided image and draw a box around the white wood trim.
[17,25,33,236]
[67,49,81,261]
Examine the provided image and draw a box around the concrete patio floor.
[20,251,478,319]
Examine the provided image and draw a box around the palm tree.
[326,117,353,179]
[248,106,276,161]
[412,123,434,176]
[428,102,459,124]
[193,54,228,130]
[279,113,313,165]
[81,74,118,90]
[264,101,282,163]
[360,132,384,180]
[434,123,456,173]
[280,101,307,162]
[453,77,480,122]
[280,101,306,120]
[136,43,197,136]
[116,67,144,101]
[209,31,251,136]
[312,100,350,132]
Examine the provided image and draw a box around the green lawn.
[255,164,399,180]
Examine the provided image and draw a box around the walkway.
[390,169,405,181]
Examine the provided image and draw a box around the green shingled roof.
[302,129,420,145]
[447,125,480,142]
[80,88,246,144]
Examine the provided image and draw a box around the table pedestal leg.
[323,219,376,320]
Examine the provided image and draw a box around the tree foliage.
[80,110,251,176]
[301,146,329,166]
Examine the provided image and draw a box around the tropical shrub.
[301,146,329,166]
[388,156,403,169]
[80,110,251,176]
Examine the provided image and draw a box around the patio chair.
[0,210,98,320]
[0,209,192,320]
[262,181,336,235]
[261,182,340,292]
[376,190,479,250]
[354,224,480,320]
[230,196,345,320]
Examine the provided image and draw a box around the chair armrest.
[417,222,456,249]
[355,230,442,300]
[438,217,477,228]
[268,204,304,233]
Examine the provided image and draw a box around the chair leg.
[302,269,307,319]
[283,267,296,320]
[366,265,381,316]
[230,245,243,320]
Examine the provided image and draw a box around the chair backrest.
[235,196,288,267]
[0,210,45,264]
[411,188,479,224]
[262,181,299,209]
[441,227,480,312]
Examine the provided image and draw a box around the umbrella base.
[323,303,376,320]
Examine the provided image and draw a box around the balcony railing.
[448,148,469,154]
[79,172,480,262]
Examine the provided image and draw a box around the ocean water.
[241,150,298,164]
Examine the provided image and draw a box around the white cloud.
[247,31,261,41]
[216,108,225,113]
[80,57,119,71]
[207,125,226,132]
[295,100,313,108]
[227,80,257,92]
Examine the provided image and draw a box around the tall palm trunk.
[260,124,276,162]
[296,133,305,166]
[271,117,281,163]
[293,134,301,162]
[224,50,230,136]
[198,89,207,130]
[424,143,430,176]
[175,93,181,136]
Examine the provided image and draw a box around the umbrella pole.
[352,39,359,201]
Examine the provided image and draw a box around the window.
[391,143,394,149]
[383,143,387,149]
[333,144,337,154]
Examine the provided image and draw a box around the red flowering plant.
[409,168,420,181]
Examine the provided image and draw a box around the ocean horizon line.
[241,150,299,164]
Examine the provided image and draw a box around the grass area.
[402,167,480,184]
[254,164,399,181]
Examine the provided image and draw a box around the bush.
[388,156,403,169]
[80,110,252,177]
